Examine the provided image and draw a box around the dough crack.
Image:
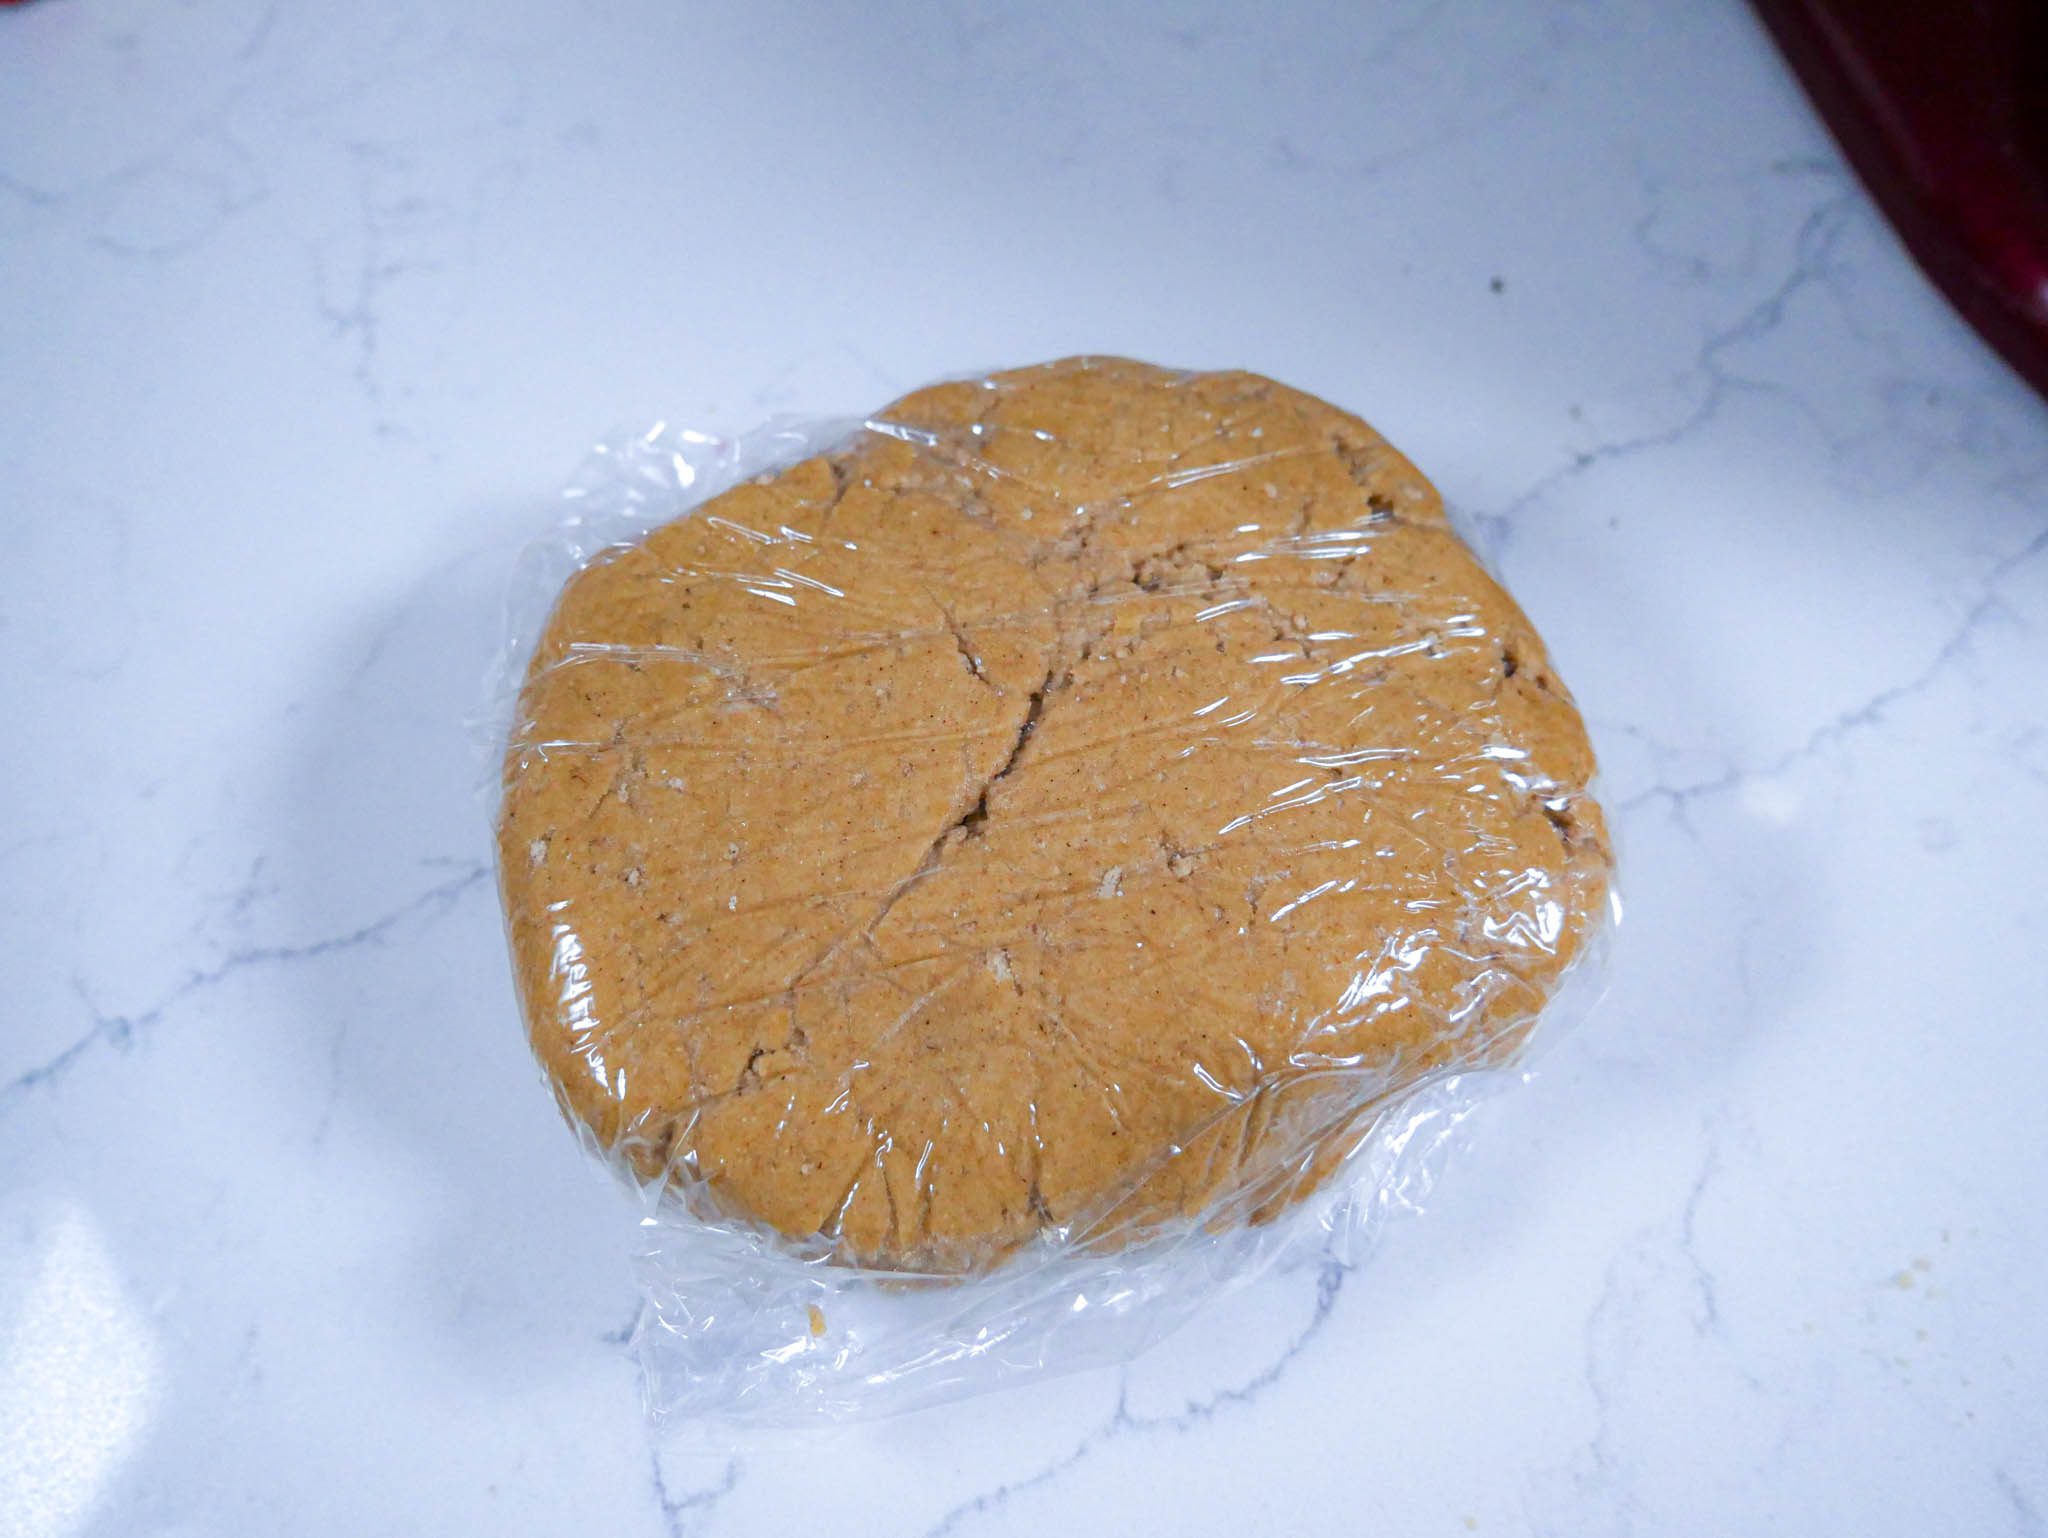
[929,596,993,688]
[958,664,1052,839]
[842,657,1054,954]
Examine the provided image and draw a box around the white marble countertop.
[5,2,2046,1533]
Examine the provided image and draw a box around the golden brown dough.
[498,357,1611,1273]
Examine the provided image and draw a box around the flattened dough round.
[498,357,1611,1273]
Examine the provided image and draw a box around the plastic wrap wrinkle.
[488,358,1616,1421]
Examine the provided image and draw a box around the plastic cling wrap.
[490,358,1617,1421]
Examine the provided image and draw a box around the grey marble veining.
[3,1,2045,1534]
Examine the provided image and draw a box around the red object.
[1751,0,2048,399]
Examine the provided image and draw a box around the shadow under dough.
[264,517,639,1394]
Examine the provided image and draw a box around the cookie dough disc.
[499,357,1611,1273]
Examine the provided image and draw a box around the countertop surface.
[4,2,2045,1534]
